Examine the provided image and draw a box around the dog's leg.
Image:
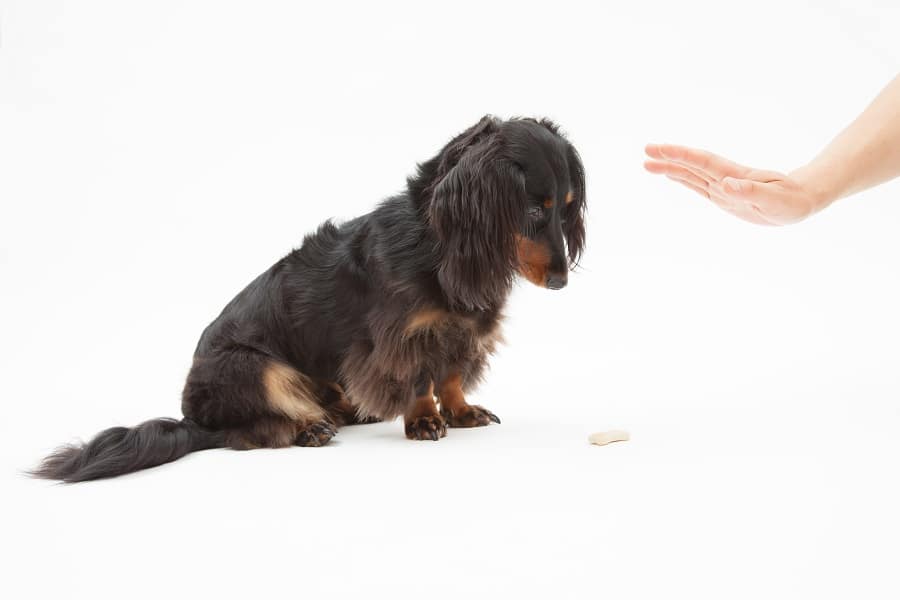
[328,397,382,426]
[258,361,338,447]
[437,372,500,427]
[404,376,446,441]
[185,353,337,449]
[320,382,382,426]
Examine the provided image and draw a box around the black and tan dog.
[33,116,586,482]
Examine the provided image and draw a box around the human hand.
[644,144,827,225]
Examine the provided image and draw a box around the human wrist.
[789,159,844,213]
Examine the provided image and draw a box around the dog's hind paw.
[295,421,337,447]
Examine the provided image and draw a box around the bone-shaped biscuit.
[588,430,630,446]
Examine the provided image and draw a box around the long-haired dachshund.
[33,115,586,482]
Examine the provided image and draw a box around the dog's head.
[423,116,586,310]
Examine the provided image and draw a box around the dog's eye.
[526,206,543,221]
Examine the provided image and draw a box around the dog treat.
[588,430,630,446]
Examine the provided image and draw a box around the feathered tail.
[31,418,224,483]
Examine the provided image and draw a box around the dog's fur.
[32,115,586,482]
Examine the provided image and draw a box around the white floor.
[6,342,899,599]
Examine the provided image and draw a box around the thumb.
[722,176,760,196]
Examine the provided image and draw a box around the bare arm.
[645,74,900,225]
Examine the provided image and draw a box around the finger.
[648,144,751,181]
[645,161,709,188]
[744,169,789,184]
[722,176,756,194]
[674,178,771,224]
[721,177,783,205]
[708,181,778,225]
[649,145,788,188]
[703,180,749,214]
[709,179,754,209]
[668,176,710,199]
[645,159,713,186]
[649,145,787,184]
[645,143,667,160]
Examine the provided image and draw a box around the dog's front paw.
[405,415,447,441]
[440,405,500,428]
[295,421,337,447]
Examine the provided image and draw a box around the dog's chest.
[401,308,500,363]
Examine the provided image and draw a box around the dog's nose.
[546,273,567,290]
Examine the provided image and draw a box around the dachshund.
[32,115,586,482]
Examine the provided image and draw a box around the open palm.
[644,144,821,226]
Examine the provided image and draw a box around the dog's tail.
[30,418,225,483]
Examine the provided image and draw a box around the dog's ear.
[563,143,586,267]
[429,122,526,310]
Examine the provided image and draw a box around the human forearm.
[791,74,900,208]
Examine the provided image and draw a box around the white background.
[2,1,899,598]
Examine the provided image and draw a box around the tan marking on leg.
[262,361,326,422]
[437,373,468,416]
[565,190,574,205]
[515,234,551,287]
[405,382,437,419]
[437,372,500,427]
